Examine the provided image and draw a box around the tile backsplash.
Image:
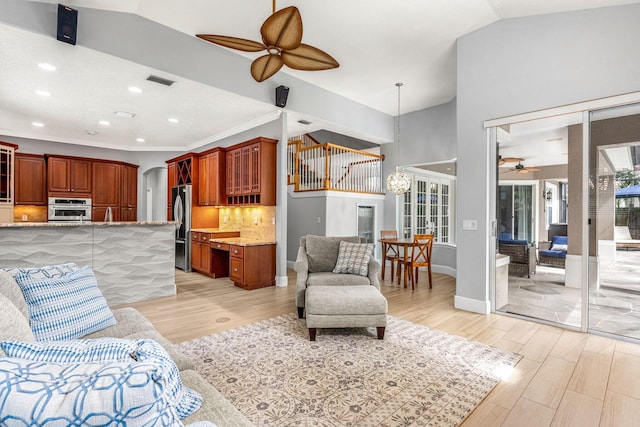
[218,206,276,241]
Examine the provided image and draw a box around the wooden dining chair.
[380,230,399,282]
[405,234,434,290]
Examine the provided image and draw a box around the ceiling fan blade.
[260,6,303,50]
[196,35,266,52]
[526,167,541,172]
[501,157,524,163]
[516,169,530,174]
[251,54,284,82]
[282,44,340,70]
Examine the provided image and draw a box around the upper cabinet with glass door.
[0,141,17,223]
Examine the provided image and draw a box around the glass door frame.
[485,92,640,333]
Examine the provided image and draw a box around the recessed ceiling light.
[35,90,50,97]
[114,111,136,118]
[32,121,44,127]
[86,130,97,135]
[168,118,179,124]
[128,86,142,94]
[38,63,56,71]
[297,119,312,125]
[136,138,145,143]
[98,120,110,126]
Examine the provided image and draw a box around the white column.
[275,111,289,287]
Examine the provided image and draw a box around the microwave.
[48,197,92,222]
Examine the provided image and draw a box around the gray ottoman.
[305,285,388,341]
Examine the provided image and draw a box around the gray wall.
[382,98,457,232]
[287,193,326,261]
[456,4,640,309]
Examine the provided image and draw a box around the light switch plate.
[462,219,477,230]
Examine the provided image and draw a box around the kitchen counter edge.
[0,221,174,228]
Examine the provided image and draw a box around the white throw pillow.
[0,357,183,427]
[14,265,116,341]
[551,244,568,251]
[332,241,374,276]
[136,339,203,419]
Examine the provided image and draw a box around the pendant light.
[386,82,411,195]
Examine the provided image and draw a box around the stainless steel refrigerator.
[171,185,192,271]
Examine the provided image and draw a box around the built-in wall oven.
[48,197,92,222]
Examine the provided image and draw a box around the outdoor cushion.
[551,235,568,246]
[539,249,566,259]
[499,239,529,246]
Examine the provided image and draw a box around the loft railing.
[287,139,384,194]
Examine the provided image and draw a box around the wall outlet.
[21,214,28,221]
[271,217,275,225]
[317,217,321,224]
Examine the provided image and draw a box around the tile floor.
[498,250,640,340]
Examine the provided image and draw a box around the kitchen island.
[0,222,175,305]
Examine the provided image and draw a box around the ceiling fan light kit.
[196,6,339,82]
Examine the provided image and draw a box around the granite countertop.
[0,221,173,228]
[209,237,276,246]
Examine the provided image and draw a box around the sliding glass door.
[493,100,640,342]
[494,112,581,328]
[588,103,640,340]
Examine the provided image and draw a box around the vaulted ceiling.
[2,0,638,151]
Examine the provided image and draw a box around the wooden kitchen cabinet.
[198,148,225,206]
[166,153,198,220]
[92,161,138,222]
[225,137,277,206]
[191,231,212,274]
[120,164,137,221]
[229,243,276,290]
[92,162,120,207]
[47,156,92,196]
[15,153,46,205]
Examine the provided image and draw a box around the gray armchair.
[294,235,381,318]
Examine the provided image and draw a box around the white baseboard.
[454,295,490,314]
[432,265,456,278]
[275,275,289,287]
[287,260,295,269]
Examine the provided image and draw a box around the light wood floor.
[124,269,640,427]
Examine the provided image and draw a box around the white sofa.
[0,269,252,427]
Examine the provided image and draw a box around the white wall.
[456,4,640,312]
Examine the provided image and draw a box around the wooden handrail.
[291,141,384,194]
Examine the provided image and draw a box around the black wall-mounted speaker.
[57,4,78,45]
[275,85,289,108]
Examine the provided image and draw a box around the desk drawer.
[191,232,200,241]
[200,233,211,242]
[230,257,243,282]
[210,242,229,251]
[230,245,244,258]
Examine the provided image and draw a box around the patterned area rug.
[177,313,521,426]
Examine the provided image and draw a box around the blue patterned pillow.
[332,241,374,276]
[14,266,116,341]
[0,338,136,363]
[136,339,203,419]
[3,262,78,279]
[0,357,183,427]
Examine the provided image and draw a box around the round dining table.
[378,238,416,288]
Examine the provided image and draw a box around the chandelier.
[386,82,411,195]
